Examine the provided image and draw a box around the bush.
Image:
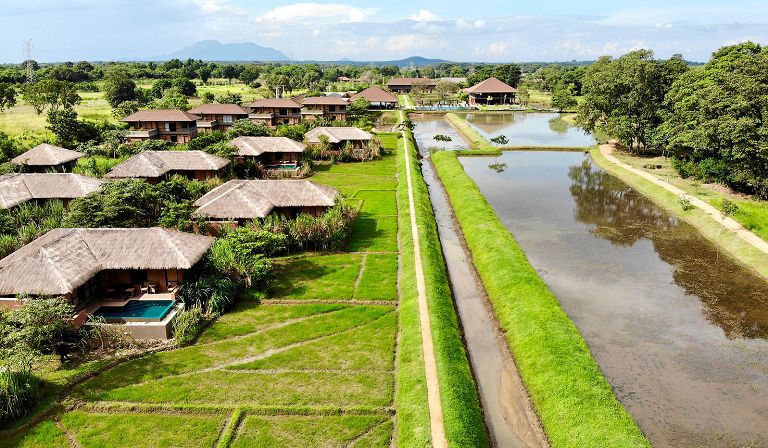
[255,202,358,251]
[178,275,237,315]
[173,306,207,345]
[207,234,275,288]
[0,367,39,427]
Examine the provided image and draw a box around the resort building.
[121,110,201,144]
[351,87,399,109]
[300,96,348,121]
[464,76,518,106]
[245,99,303,127]
[11,144,84,172]
[0,173,103,209]
[0,227,214,338]
[386,77,437,93]
[105,150,230,183]
[188,104,250,132]
[193,179,338,226]
[304,127,373,149]
[229,136,306,172]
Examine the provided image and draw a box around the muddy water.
[413,118,548,447]
[462,112,596,147]
[461,151,768,448]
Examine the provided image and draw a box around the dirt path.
[600,144,768,255]
[401,122,449,448]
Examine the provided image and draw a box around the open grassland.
[611,150,768,243]
[398,127,490,447]
[432,151,650,448]
[591,147,768,280]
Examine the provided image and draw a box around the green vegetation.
[612,151,768,243]
[432,150,649,448]
[398,127,490,447]
[444,113,492,150]
[592,147,768,279]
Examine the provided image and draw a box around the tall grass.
[0,200,65,258]
[0,367,40,427]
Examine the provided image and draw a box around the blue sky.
[0,0,767,62]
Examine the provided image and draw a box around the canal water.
[460,151,768,448]
[462,112,596,147]
[411,118,549,447]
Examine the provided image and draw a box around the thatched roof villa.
[0,227,214,339]
[11,143,85,172]
[229,136,306,171]
[304,127,373,149]
[351,87,399,109]
[193,179,338,223]
[0,173,104,209]
[105,150,230,182]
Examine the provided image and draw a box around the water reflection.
[569,159,768,339]
[463,112,596,147]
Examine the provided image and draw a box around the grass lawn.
[232,415,391,448]
[268,254,363,300]
[433,150,649,447]
[354,254,399,300]
[444,113,492,150]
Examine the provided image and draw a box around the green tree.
[239,65,261,85]
[221,65,238,83]
[659,42,768,197]
[172,77,197,97]
[0,83,16,112]
[346,98,370,121]
[197,66,212,84]
[64,180,161,228]
[577,50,688,152]
[21,80,81,115]
[493,63,523,87]
[551,85,578,112]
[103,68,139,108]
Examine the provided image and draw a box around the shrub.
[678,196,694,211]
[173,306,207,346]
[178,275,237,315]
[0,367,39,427]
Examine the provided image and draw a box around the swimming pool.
[93,300,176,322]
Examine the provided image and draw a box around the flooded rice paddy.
[462,112,596,147]
[460,151,768,448]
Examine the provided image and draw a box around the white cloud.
[257,3,376,23]
[410,9,437,22]
[385,34,428,52]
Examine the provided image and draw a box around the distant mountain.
[152,40,290,62]
[294,56,450,67]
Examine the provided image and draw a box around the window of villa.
[280,108,287,115]
[164,123,170,132]
[223,115,233,123]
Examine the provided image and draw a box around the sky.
[0,0,767,63]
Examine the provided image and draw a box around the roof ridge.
[158,228,192,268]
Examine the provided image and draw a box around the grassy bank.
[610,150,768,243]
[432,151,650,448]
[443,113,494,150]
[397,127,490,447]
[591,147,768,280]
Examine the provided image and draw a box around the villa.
[229,136,306,173]
[386,77,437,93]
[304,127,373,149]
[0,227,214,339]
[193,179,338,226]
[300,96,348,121]
[245,98,303,127]
[188,104,250,132]
[464,76,518,106]
[121,109,201,144]
[11,144,85,172]
[105,150,230,182]
[0,173,103,209]
[351,87,399,109]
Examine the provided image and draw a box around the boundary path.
[600,144,768,255]
[400,110,448,448]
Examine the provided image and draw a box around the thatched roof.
[121,110,200,122]
[305,127,373,144]
[386,77,437,87]
[229,137,307,156]
[464,77,517,94]
[351,87,398,104]
[301,96,349,106]
[106,151,230,179]
[193,180,338,220]
[12,144,84,167]
[0,173,104,209]
[245,99,303,109]
[188,104,249,115]
[0,228,214,296]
